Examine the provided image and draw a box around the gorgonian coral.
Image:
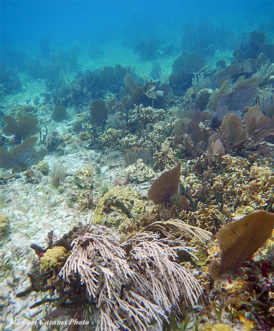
[59,229,202,330]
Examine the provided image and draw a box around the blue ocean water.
[1,0,273,63]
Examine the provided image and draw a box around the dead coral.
[210,210,274,279]
[148,163,181,204]
[124,159,156,183]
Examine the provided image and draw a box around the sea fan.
[59,227,202,330]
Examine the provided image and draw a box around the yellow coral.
[40,246,69,273]
[238,314,255,331]
[98,128,123,148]
[200,323,234,331]
[234,205,255,219]
[36,161,49,175]
[74,165,93,190]
[93,186,153,227]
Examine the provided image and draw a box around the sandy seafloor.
[0,43,161,329]
[0,149,130,330]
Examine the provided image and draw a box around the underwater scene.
[0,0,274,330]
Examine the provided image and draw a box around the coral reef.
[18,225,202,330]
[90,99,108,126]
[153,138,178,170]
[53,65,135,106]
[127,105,165,133]
[60,231,202,330]
[220,113,247,148]
[67,165,94,210]
[35,160,49,175]
[50,162,66,188]
[2,18,274,331]
[98,128,123,148]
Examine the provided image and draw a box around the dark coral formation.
[52,65,135,107]
[51,105,66,122]
[0,137,38,169]
[2,114,40,142]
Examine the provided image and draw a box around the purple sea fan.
[215,77,258,120]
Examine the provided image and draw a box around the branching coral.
[59,229,202,330]
[144,219,212,244]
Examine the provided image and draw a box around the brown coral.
[90,99,108,125]
[0,137,38,169]
[220,113,247,147]
[210,210,274,279]
[2,114,40,141]
[243,104,270,141]
[148,163,181,204]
